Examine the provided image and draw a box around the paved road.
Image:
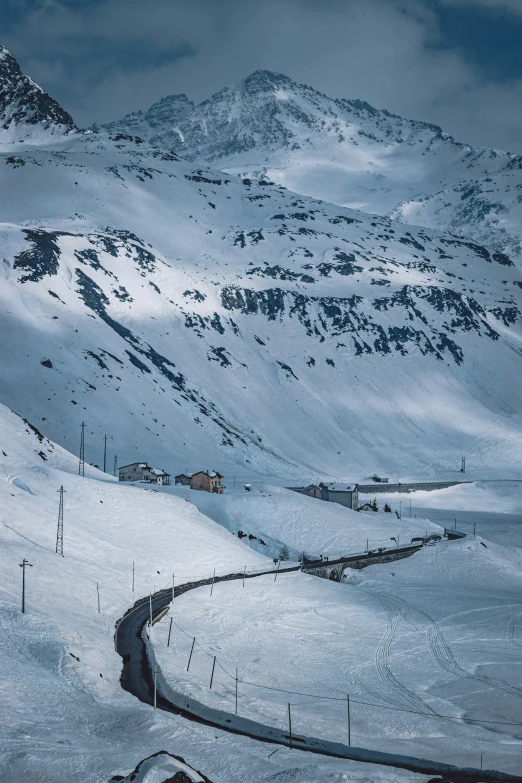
[115,567,522,783]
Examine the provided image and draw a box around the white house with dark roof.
[118,462,171,486]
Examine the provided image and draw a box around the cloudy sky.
[3,0,522,151]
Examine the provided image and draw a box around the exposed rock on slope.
[0,45,76,142]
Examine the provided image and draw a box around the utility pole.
[113,454,117,478]
[408,499,412,518]
[132,561,135,596]
[399,500,402,519]
[172,573,175,603]
[167,617,173,647]
[210,655,216,689]
[235,667,238,714]
[210,568,216,596]
[103,434,107,473]
[461,456,466,474]
[347,694,351,746]
[19,559,33,613]
[288,703,293,749]
[274,561,280,582]
[242,565,246,588]
[96,582,100,613]
[79,422,85,477]
[474,523,476,539]
[154,667,157,710]
[56,486,65,556]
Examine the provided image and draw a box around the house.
[190,470,224,494]
[174,473,193,485]
[318,482,359,510]
[149,468,171,486]
[288,482,358,509]
[118,462,171,486]
[371,475,389,483]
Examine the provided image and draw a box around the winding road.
[115,566,522,783]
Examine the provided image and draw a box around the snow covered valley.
[2,42,522,783]
[2,402,522,781]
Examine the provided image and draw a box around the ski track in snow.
[370,591,439,716]
[371,589,522,704]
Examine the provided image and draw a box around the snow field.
[1,403,427,782]
[153,537,522,776]
[168,484,442,561]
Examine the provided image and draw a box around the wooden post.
[172,572,175,602]
[210,568,216,596]
[149,592,152,636]
[242,565,246,588]
[97,582,100,613]
[154,667,157,710]
[187,637,195,671]
[167,617,173,647]
[235,667,238,714]
[274,561,280,582]
[288,703,292,749]
[210,655,216,689]
[347,694,351,746]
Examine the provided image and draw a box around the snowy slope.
[153,536,522,776]
[2,49,522,482]
[170,484,441,560]
[2,127,522,481]
[0,401,429,783]
[96,70,522,259]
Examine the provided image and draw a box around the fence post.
[210,655,216,689]
[187,637,195,671]
[167,617,173,647]
[274,561,280,582]
[347,694,351,746]
[288,703,293,749]
[154,667,157,710]
[235,667,238,715]
[210,568,216,596]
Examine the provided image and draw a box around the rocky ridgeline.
[0,45,76,140]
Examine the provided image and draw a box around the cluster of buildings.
[118,462,224,494]
[174,471,224,494]
[289,482,359,510]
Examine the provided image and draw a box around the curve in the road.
[115,565,522,783]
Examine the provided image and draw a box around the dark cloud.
[3,0,522,152]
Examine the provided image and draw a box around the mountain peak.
[243,70,294,94]
[0,43,76,142]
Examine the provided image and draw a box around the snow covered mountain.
[0,45,76,143]
[95,70,522,260]
[2,49,522,481]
